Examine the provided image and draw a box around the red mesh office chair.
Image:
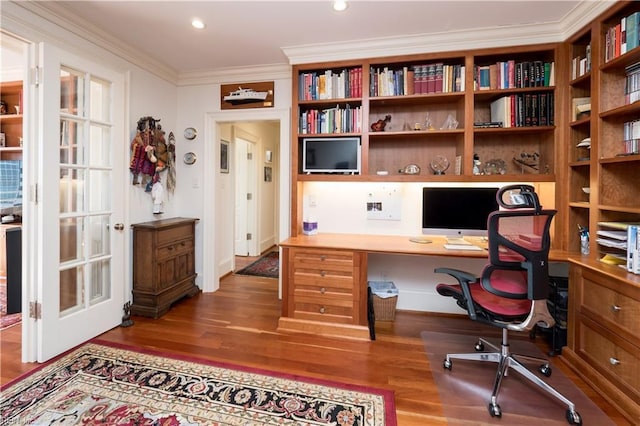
[435,184,582,425]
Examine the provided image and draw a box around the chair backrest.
[481,185,557,302]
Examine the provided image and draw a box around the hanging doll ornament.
[129,116,173,213]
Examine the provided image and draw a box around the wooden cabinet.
[0,80,23,161]
[278,245,369,340]
[131,217,200,319]
[565,259,640,424]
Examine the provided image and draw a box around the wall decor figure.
[129,116,175,213]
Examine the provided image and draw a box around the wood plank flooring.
[0,271,631,425]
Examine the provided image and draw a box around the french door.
[36,43,126,361]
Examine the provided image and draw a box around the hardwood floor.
[0,272,631,425]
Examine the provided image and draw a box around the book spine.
[628,225,637,272]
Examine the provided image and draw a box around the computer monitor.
[422,186,499,237]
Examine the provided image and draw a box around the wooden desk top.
[280,233,569,261]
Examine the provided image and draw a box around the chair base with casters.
[434,184,582,425]
[436,270,582,425]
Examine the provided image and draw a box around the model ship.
[223,87,270,104]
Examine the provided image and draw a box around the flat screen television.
[302,137,361,174]
[422,186,499,237]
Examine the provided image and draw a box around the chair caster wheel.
[475,341,484,351]
[566,409,582,425]
[488,403,502,418]
[443,358,452,370]
[539,363,552,377]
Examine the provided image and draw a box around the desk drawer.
[291,248,354,272]
[579,320,640,403]
[581,269,640,341]
[294,301,354,323]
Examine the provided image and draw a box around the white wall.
[176,78,291,290]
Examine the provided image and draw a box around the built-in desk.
[278,233,567,340]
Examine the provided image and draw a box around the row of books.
[298,105,362,135]
[571,43,591,80]
[475,60,555,90]
[625,61,640,105]
[369,64,465,97]
[489,93,555,128]
[298,68,363,101]
[596,222,640,274]
[605,11,640,63]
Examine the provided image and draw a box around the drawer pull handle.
[320,255,326,261]
[320,287,326,294]
[319,307,325,314]
[609,357,620,366]
[611,305,621,313]
[320,270,326,277]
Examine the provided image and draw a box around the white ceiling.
[36,0,593,77]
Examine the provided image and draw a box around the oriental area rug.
[1,340,396,425]
[421,330,614,425]
[236,251,279,278]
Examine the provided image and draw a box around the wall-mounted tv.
[422,186,499,237]
[302,137,361,174]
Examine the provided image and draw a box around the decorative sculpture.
[371,114,391,132]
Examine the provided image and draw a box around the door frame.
[202,109,290,295]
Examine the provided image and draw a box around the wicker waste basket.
[368,281,398,321]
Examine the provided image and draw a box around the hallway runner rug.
[421,330,614,425]
[1,340,396,425]
[236,251,279,278]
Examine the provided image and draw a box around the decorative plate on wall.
[184,127,197,140]
[183,152,197,165]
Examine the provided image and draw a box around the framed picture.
[265,150,273,163]
[220,140,229,173]
[264,166,272,182]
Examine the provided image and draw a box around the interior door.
[37,43,125,361]
[234,137,258,257]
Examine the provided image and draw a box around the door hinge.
[32,183,38,204]
[247,152,253,160]
[29,302,42,320]
[246,233,252,240]
[247,193,252,200]
[31,66,41,87]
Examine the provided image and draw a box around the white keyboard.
[446,238,472,245]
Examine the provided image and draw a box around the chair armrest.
[434,267,480,320]
[434,267,477,284]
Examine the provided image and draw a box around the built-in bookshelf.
[292,47,559,178]
[593,2,640,268]
[566,28,593,254]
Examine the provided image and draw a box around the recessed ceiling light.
[333,0,348,12]
[191,19,206,30]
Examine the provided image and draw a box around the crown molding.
[177,64,291,87]
[12,1,179,84]
[283,1,616,65]
[559,0,616,40]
